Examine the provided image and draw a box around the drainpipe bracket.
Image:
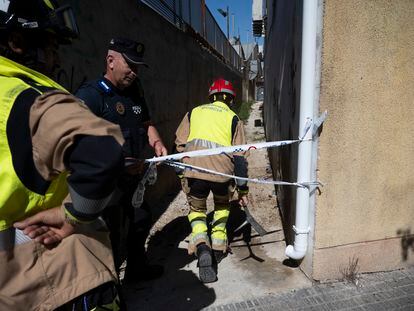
[312,110,328,136]
[293,225,310,234]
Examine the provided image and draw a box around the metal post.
[218,6,230,40]
[232,13,235,38]
[173,0,176,26]
[226,6,230,39]
[188,0,192,27]
[178,0,182,28]
[201,0,206,37]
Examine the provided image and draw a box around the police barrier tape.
[144,138,309,163]
[133,118,326,208]
[164,160,320,189]
[132,162,157,209]
[134,137,321,208]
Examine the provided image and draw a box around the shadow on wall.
[397,228,414,261]
[56,65,87,94]
[263,0,303,247]
[59,0,243,206]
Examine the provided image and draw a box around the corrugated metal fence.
[141,0,241,71]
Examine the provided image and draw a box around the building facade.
[262,0,414,280]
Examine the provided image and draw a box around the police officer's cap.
[109,37,148,67]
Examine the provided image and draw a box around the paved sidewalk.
[203,266,414,311]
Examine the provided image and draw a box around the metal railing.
[141,0,241,71]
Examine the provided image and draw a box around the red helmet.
[208,78,236,98]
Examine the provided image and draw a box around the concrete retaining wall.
[59,0,242,207]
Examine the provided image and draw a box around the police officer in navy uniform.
[76,37,167,282]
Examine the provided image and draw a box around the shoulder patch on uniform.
[116,102,125,115]
[132,105,142,114]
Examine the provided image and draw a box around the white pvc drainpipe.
[285,0,318,260]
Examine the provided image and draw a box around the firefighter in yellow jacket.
[0,1,125,310]
[175,78,249,283]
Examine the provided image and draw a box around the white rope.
[131,163,157,209]
[145,139,309,163]
[143,125,322,189]
[164,161,321,189]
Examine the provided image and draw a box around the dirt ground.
[123,101,311,310]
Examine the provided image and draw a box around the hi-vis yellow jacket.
[188,101,236,147]
[175,100,248,183]
[0,56,68,231]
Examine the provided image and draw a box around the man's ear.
[7,31,26,55]
[107,54,115,69]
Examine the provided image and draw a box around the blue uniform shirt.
[76,77,151,158]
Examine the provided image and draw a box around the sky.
[205,0,263,45]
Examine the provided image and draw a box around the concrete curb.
[203,267,414,310]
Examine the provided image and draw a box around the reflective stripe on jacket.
[0,56,68,231]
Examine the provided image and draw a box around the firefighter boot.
[213,249,228,264]
[196,243,217,283]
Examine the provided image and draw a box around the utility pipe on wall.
[285,0,318,260]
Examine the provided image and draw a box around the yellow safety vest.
[0,56,68,231]
[187,101,236,147]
